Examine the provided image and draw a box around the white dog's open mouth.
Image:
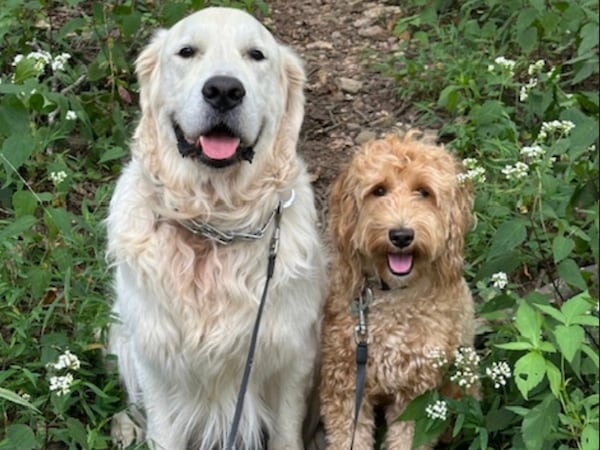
[387,252,414,276]
[173,122,256,168]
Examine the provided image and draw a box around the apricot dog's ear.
[135,29,167,112]
[328,164,360,258]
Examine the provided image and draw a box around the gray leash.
[225,202,282,450]
[350,287,372,450]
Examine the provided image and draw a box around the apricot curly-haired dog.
[320,132,475,449]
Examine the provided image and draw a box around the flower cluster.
[12,50,71,74]
[488,56,516,76]
[501,161,529,180]
[49,170,68,186]
[46,349,80,396]
[491,272,508,289]
[537,120,576,141]
[425,400,448,421]
[457,158,486,184]
[426,347,449,369]
[519,145,545,162]
[486,361,512,389]
[449,347,480,389]
[65,110,77,121]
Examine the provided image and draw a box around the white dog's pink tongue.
[388,253,413,275]
[199,136,240,160]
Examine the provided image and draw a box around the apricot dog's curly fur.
[320,133,476,449]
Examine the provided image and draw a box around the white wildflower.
[493,56,516,76]
[450,347,480,389]
[12,54,24,66]
[49,373,74,396]
[520,145,545,161]
[501,162,529,180]
[20,392,31,402]
[49,170,68,186]
[51,52,71,72]
[486,361,512,389]
[425,400,448,421]
[519,78,539,102]
[462,158,479,169]
[49,350,80,370]
[537,120,576,141]
[527,60,545,76]
[457,166,486,184]
[426,347,449,369]
[491,272,508,289]
[65,110,77,121]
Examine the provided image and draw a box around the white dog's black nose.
[202,76,245,112]
[389,228,414,249]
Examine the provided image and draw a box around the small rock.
[338,77,362,94]
[358,25,385,38]
[355,130,377,145]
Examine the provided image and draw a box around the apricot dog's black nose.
[389,228,414,249]
[202,76,245,112]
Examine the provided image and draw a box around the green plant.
[385,0,599,448]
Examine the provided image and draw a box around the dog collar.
[175,189,295,245]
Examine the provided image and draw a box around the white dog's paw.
[111,411,142,449]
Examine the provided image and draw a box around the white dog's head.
[133,7,305,189]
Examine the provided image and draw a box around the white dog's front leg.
[268,360,316,450]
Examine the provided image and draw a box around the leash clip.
[353,287,372,344]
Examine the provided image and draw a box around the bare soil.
[267,0,413,225]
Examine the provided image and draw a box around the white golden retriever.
[106,7,325,450]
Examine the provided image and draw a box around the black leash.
[225,203,282,450]
[350,286,372,450]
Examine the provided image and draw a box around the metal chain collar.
[176,189,295,245]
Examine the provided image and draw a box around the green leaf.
[66,418,88,448]
[582,424,599,450]
[534,303,566,324]
[557,259,588,291]
[552,235,575,263]
[545,360,562,398]
[0,215,37,240]
[555,324,584,363]
[495,341,534,351]
[0,132,36,173]
[515,302,542,345]
[521,396,560,450]
[514,352,546,400]
[0,387,41,413]
[4,424,37,450]
[562,291,594,324]
[488,219,528,260]
[12,190,38,217]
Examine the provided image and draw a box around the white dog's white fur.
[106,7,325,450]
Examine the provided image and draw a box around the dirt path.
[268,0,408,226]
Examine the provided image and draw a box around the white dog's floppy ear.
[274,46,306,154]
[135,29,167,112]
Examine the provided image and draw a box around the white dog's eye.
[247,48,266,61]
[177,46,196,58]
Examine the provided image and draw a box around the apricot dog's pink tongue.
[388,253,413,275]
[199,136,240,160]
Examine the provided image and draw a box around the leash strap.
[225,203,282,450]
[350,287,371,450]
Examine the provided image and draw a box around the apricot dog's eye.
[177,46,196,58]
[248,49,266,61]
[416,187,430,198]
[372,185,386,197]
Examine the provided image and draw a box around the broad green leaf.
[488,219,528,260]
[555,324,584,363]
[562,291,594,324]
[66,418,88,448]
[12,190,38,217]
[535,303,566,324]
[545,360,562,398]
[552,235,574,263]
[514,352,546,400]
[515,302,542,345]
[0,132,36,173]
[0,387,41,413]
[4,424,36,450]
[521,396,560,450]
[557,259,588,291]
[582,424,599,450]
